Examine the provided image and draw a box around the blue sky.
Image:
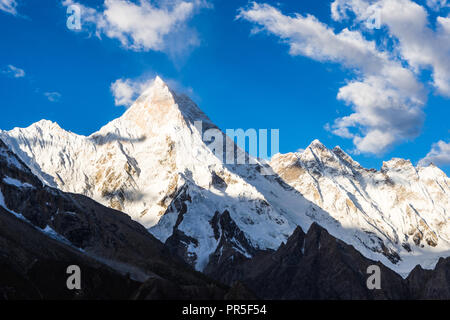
[0,0,449,174]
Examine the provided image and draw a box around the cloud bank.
[238,1,449,155]
[63,0,208,54]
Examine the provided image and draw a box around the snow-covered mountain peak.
[271,140,450,274]
[153,75,165,86]
[307,139,326,150]
[20,119,68,136]
[30,119,60,129]
[299,139,344,172]
[2,87,450,276]
[381,158,419,184]
[121,76,210,132]
[121,77,180,130]
[382,158,415,171]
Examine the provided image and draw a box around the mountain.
[205,221,450,299]
[205,222,409,299]
[1,76,449,277]
[0,138,249,299]
[1,135,450,299]
[270,141,450,276]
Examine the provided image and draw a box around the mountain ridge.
[0,137,251,299]
[1,76,449,276]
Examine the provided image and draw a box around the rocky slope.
[1,137,450,299]
[205,222,409,299]
[205,221,450,299]
[0,77,324,272]
[0,138,245,299]
[1,76,449,276]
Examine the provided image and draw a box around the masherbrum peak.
[1,76,450,275]
[122,76,211,129]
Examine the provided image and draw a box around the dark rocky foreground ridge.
[0,138,449,300]
[0,139,248,299]
[205,221,449,299]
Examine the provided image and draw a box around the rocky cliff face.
[407,257,450,299]
[0,77,322,272]
[1,137,450,299]
[1,77,449,276]
[0,139,244,299]
[204,220,450,300]
[205,222,410,299]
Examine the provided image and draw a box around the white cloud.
[330,0,370,22]
[335,74,425,154]
[331,0,450,97]
[419,140,450,166]
[237,2,426,154]
[0,0,18,15]
[110,77,155,107]
[62,0,208,53]
[2,65,25,78]
[44,92,62,102]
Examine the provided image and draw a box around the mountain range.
[1,76,449,299]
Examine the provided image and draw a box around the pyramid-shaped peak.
[120,76,211,131]
[307,139,327,150]
[140,75,170,96]
[129,76,176,107]
[298,139,335,164]
[154,75,165,85]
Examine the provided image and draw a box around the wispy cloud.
[0,0,18,15]
[238,1,450,155]
[2,65,61,102]
[111,75,195,107]
[62,0,209,55]
[44,92,62,102]
[426,0,449,11]
[111,77,155,107]
[2,64,25,78]
[419,140,450,166]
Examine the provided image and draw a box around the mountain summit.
[122,76,211,129]
[271,140,450,274]
[1,76,449,275]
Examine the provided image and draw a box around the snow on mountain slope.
[270,141,450,275]
[1,76,449,275]
[0,77,305,270]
